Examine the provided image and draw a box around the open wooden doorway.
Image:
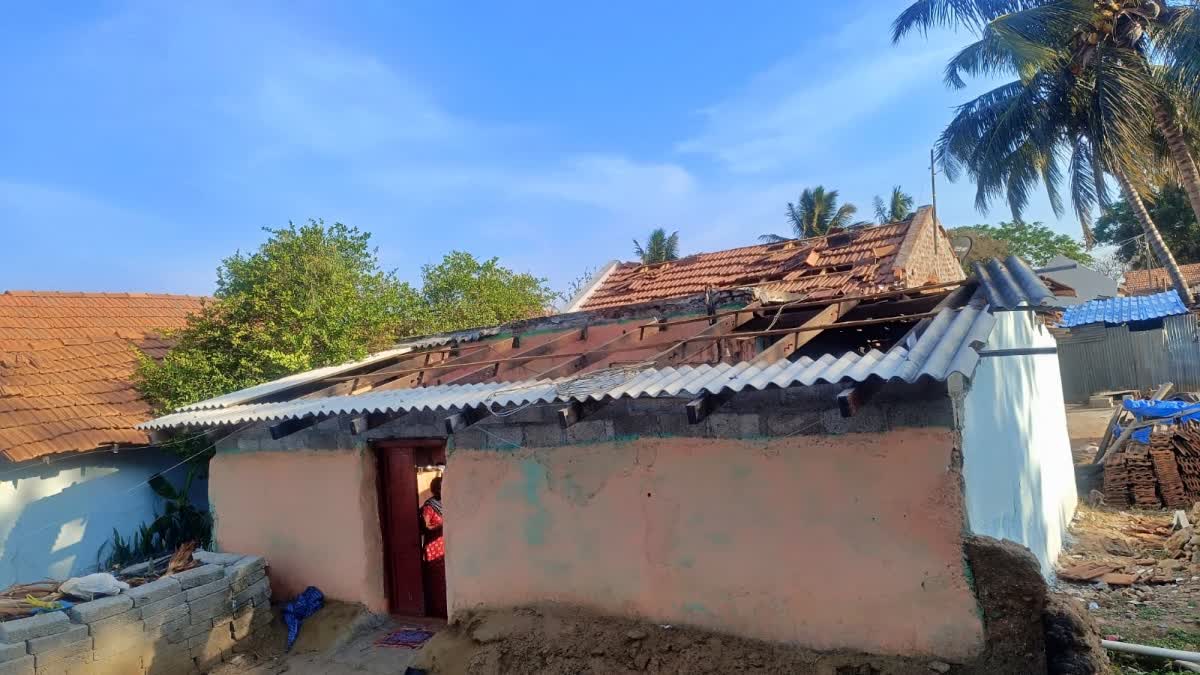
[375,440,446,617]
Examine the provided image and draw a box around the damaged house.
[140,208,1078,667]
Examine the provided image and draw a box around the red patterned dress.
[421,498,447,617]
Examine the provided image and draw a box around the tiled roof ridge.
[2,289,211,300]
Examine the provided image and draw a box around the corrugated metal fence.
[1056,313,1200,401]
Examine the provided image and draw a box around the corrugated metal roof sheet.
[139,304,995,430]
[972,256,1056,310]
[1059,290,1190,328]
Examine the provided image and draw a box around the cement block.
[0,655,32,675]
[143,604,188,631]
[65,595,133,625]
[169,565,225,592]
[26,625,88,655]
[0,643,26,664]
[521,423,564,448]
[126,579,181,608]
[32,653,88,675]
[138,591,186,620]
[706,412,762,438]
[231,577,269,608]
[189,626,235,670]
[147,612,190,643]
[192,551,244,567]
[565,419,612,444]
[87,646,144,675]
[184,575,230,602]
[0,614,69,644]
[1089,395,1114,408]
[30,637,90,667]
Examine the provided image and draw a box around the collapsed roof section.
[141,257,1053,434]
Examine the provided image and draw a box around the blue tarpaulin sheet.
[1115,399,1200,443]
[283,586,324,651]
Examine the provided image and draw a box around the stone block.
[169,565,225,591]
[147,613,190,643]
[65,595,133,624]
[0,655,32,675]
[87,610,139,637]
[138,591,186,620]
[189,626,235,670]
[521,423,564,448]
[228,569,265,595]
[90,622,142,655]
[0,643,26,664]
[165,620,210,645]
[31,652,87,675]
[226,557,266,586]
[184,575,230,602]
[231,577,269,611]
[126,579,181,608]
[187,589,232,621]
[1089,395,1114,408]
[25,626,88,655]
[0,614,69,644]
[143,639,197,675]
[192,551,244,567]
[143,604,188,631]
[87,646,144,675]
[30,637,90,668]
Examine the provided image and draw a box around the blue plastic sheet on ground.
[283,586,324,651]
[1115,399,1200,443]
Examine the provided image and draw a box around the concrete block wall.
[0,553,271,675]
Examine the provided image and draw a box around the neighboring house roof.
[1123,262,1200,297]
[570,206,965,311]
[142,257,1050,433]
[1058,290,1191,328]
[0,291,207,462]
[1038,255,1119,305]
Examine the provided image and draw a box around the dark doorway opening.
[375,440,447,617]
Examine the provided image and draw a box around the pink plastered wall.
[209,449,388,613]
[447,431,984,660]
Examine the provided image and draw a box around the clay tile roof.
[576,206,964,310]
[0,290,208,462]
[1123,263,1200,297]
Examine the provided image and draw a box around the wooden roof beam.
[750,300,859,365]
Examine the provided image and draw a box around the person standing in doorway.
[420,475,447,617]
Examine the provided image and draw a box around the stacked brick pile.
[0,552,269,675]
[1104,422,1200,509]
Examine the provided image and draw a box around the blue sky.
[0,1,1076,297]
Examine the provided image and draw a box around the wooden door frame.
[373,439,446,616]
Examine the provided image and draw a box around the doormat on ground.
[376,627,436,649]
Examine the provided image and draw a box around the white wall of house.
[960,309,1077,577]
[0,449,207,587]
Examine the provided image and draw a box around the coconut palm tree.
[893,0,1200,303]
[633,228,680,264]
[874,186,916,223]
[760,186,858,242]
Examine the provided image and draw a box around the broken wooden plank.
[1152,382,1175,400]
[558,401,581,429]
[750,300,858,365]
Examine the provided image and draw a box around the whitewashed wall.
[961,310,1077,577]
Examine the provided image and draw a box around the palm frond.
[892,0,1036,44]
[758,234,790,244]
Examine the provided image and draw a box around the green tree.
[761,186,858,242]
[138,223,555,413]
[1095,183,1200,266]
[633,228,680,264]
[418,251,556,333]
[951,221,1092,269]
[892,0,1200,303]
[138,220,422,412]
[873,186,915,223]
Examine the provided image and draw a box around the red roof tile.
[0,290,207,462]
[577,206,965,310]
[1123,263,1200,296]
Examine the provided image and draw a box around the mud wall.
[960,310,1077,577]
[208,448,388,613]
[447,431,985,661]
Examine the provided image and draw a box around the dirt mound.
[1043,596,1108,675]
[417,604,981,675]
